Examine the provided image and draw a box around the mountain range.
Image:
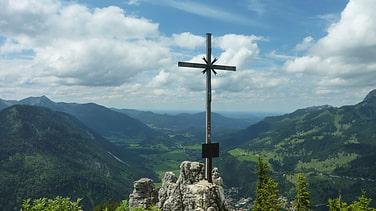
[1,90,376,210]
[0,96,259,136]
[0,96,259,210]
[0,105,153,210]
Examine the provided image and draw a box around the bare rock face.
[129,178,158,209]
[158,161,227,211]
[158,171,177,208]
[129,161,227,211]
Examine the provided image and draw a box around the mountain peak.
[362,89,376,105]
[19,95,54,106]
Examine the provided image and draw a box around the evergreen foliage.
[349,190,376,211]
[114,200,130,211]
[253,156,284,211]
[21,196,82,211]
[328,197,348,211]
[294,173,311,211]
[20,198,160,211]
[328,190,376,211]
[93,201,120,211]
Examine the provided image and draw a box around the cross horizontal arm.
[212,65,236,71]
[178,62,236,71]
[178,62,207,69]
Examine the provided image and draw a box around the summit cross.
[178,33,236,183]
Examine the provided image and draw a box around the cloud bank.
[0,0,265,109]
[0,0,375,112]
[284,0,376,96]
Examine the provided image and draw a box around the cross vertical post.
[178,33,236,183]
[205,33,213,182]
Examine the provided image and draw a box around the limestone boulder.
[129,178,158,209]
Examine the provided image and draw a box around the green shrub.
[21,196,82,211]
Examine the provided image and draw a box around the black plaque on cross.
[202,143,219,158]
[178,33,236,183]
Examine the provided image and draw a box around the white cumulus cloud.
[0,0,164,87]
[172,32,205,49]
[215,34,264,70]
[284,0,376,95]
[295,36,314,52]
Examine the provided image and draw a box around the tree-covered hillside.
[1,96,157,141]
[0,105,153,210]
[221,89,376,207]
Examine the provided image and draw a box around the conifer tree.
[328,190,376,211]
[348,190,376,211]
[294,173,311,211]
[328,197,346,211]
[253,156,284,211]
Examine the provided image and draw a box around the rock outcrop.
[129,178,159,209]
[129,161,227,211]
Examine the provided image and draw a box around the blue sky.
[1,0,375,112]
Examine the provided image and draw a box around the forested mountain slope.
[0,96,156,141]
[0,105,152,210]
[221,89,376,207]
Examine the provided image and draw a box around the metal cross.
[178,33,236,183]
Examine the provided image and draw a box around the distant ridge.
[114,109,261,130]
[0,96,156,141]
[0,98,16,110]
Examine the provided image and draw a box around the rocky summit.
[129,161,227,211]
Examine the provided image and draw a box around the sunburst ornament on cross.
[178,33,236,183]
